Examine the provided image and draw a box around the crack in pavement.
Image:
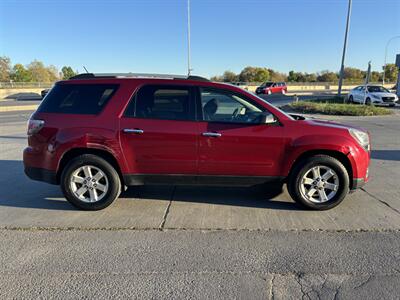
[361,187,400,215]
[269,274,275,300]
[353,275,372,290]
[1,226,400,232]
[158,186,175,230]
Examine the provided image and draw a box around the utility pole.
[338,0,352,98]
[365,61,371,85]
[187,0,192,76]
[382,36,400,85]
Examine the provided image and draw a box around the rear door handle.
[202,132,222,137]
[123,128,144,134]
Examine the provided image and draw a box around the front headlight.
[371,94,380,100]
[349,128,370,151]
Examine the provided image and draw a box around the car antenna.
[83,66,89,73]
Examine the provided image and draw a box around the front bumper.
[350,178,366,191]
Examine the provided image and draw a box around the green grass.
[289,99,392,116]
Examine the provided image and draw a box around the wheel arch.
[288,149,354,188]
[56,148,124,185]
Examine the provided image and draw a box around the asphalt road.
[1,109,400,298]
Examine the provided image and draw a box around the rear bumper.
[24,167,57,185]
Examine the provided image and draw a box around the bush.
[289,100,392,116]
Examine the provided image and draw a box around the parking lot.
[1,108,400,298]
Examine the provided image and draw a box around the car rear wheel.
[288,155,349,210]
[61,154,121,210]
[348,95,354,103]
[365,98,372,106]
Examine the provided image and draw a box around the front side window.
[200,87,266,124]
[126,85,195,121]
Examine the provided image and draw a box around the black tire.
[365,98,371,106]
[348,95,354,103]
[288,155,350,210]
[60,154,121,210]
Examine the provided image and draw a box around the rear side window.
[38,84,118,114]
[125,85,195,121]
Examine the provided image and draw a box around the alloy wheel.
[299,165,339,203]
[69,165,109,203]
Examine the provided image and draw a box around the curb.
[0,105,38,113]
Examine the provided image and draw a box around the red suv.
[255,82,288,95]
[24,73,370,210]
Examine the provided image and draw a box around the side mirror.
[260,113,277,124]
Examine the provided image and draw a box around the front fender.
[282,134,357,176]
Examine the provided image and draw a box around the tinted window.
[367,86,389,93]
[261,82,274,87]
[200,87,266,124]
[126,85,195,121]
[38,84,118,114]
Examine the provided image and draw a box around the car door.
[359,86,367,103]
[197,87,285,177]
[120,84,198,175]
[351,86,360,102]
[270,83,279,94]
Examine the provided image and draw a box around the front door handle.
[123,128,144,134]
[202,132,222,137]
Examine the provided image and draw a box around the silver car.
[348,85,398,106]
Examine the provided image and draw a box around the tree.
[11,63,32,82]
[210,75,223,82]
[287,71,304,82]
[303,73,317,82]
[61,66,76,80]
[317,71,338,82]
[384,64,398,83]
[47,65,59,81]
[342,67,364,81]
[222,71,238,82]
[370,71,382,83]
[268,69,287,82]
[0,56,11,81]
[239,66,269,82]
[27,60,52,82]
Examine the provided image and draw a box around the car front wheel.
[288,155,349,210]
[61,154,121,210]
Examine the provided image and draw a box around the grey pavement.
[1,109,400,298]
[1,230,399,299]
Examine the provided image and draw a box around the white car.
[348,85,398,106]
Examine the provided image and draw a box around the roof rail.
[69,73,209,81]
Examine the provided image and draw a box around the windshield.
[261,82,274,87]
[367,86,389,93]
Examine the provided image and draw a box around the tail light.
[27,118,45,136]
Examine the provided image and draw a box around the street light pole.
[187,0,192,76]
[382,35,400,85]
[338,0,352,98]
